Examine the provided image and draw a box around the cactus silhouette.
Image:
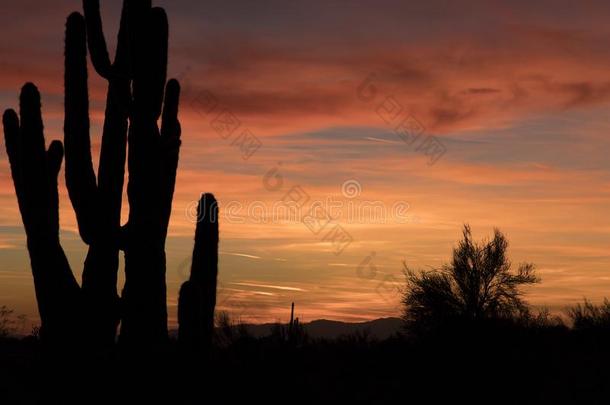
[179,194,219,351]
[64,8,125,347]
[289,302,295,337]
[3,83,82,346]
[3,0,182,348]
[82,0,181,345]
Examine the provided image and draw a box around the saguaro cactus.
[179,194,219,351]
[82,0,181,345]
[3,0,181,348]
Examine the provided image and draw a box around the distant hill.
[169,317,403,340]
[240,317,403,340]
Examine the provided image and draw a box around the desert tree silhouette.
[2,0,188,349]
[0,306,16,339]
[402,224,539,334]
[569,299,610,332]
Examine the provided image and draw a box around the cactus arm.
[3,85,81,343]
[96,81,129,241]
[160,80,181,140]
[112,0,133,78]
[64,12,98,245]
[149,8,169,121]
[3,109,26,224]
[79,0,131,242]
[97,25,131,243]
[159,79,181,241]
[94,0,133,236]
[82,0,113,79]
[19,83,53,243]
[46,141,64,235]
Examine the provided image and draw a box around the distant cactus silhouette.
[281,302,304,345]
[179,194,219,351]
[3,0,182,348]
[288,302,295,337]
[288,302,303,344]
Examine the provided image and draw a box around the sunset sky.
[1,0,609,329]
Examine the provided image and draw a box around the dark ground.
[1,324,610,405]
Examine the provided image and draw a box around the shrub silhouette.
[0,306,15,339]
[516,307,565,330]
[214,311,252,348]
[569,299,610,332]
[402,224,539,334]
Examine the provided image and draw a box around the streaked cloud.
[220,252,262,260]
[233,282,308,292]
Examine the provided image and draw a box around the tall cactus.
[3,0,181,348]
[81,0,181,345]
[179,194,219,351]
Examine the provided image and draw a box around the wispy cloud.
[220,252,262,260]
[232,282,308,292]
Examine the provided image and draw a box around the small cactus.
[289,302,295,336]
[287,302,305,345]
[179,194,219,351]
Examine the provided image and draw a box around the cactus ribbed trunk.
[179,194,219,351]
[122,247,168,344]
